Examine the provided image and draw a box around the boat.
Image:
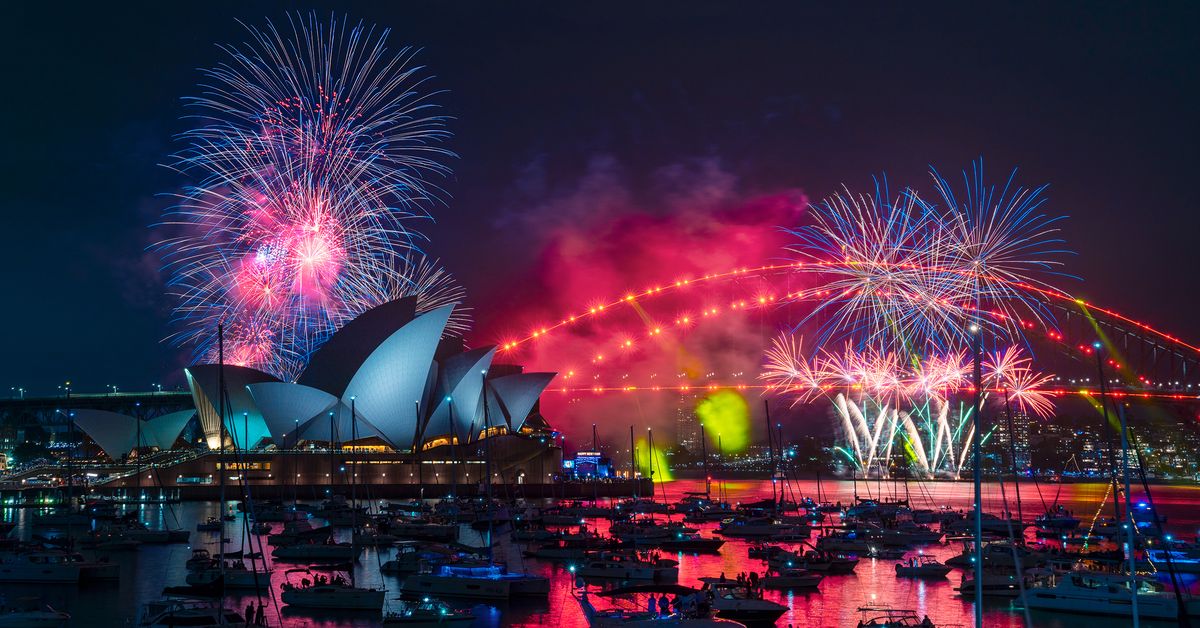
[280,569,385,610]
[391,520,460,542]
[580,584,741,626]
[137,598,244,626]
[267,520,330,546]
[760,568,822,589]
[0,552,80,583]
[575,552,679,581]
[401,564,549,600]
[768,549,858,574]
[944,541,1045,569]
[1020,569,1183,620]
[0,601,70,628]
[894,555,951,578]
[955,568,1028,598]
[865,546,906,560]
[185,549,216,571]
[714,517,807,539]
[698,580,788,625]
[1032,505,1080,531]
[855,606,937,627]
[813,530,874,552]
[651,533,725,554]
[271,540,361,562]
[382,598,475,626]
[196,517,223,532]
[185,561,272,589]
[945,511,1024,536]
[249,522,272,535]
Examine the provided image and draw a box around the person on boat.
[648,594,659,616]
[920,615,933,627]
[749,571,759,588]
[719,571,726,582]
[658,595,670,617]
[254,604,265,626]
[245,603,254,625]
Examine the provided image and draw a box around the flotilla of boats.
[0,479,1196,627]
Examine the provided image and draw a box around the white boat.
[894,555,951,578]
[945,541,1045,569]
[715,517,807,539]
[698,580,788,625]
[1021,569,1183,619]
[280,573,385,610]
[575,552,679,581]
[185,562,272,589]
[761,568,822,589]
[0,553,80,583]
[575,587,740,627]
[401,564,550,600]
[138,599,244,626]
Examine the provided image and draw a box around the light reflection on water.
[2,478,1197,627]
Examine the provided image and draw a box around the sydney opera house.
[67,297,565,497]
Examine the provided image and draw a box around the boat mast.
[764,400,777,507]
[217,323,227,590]
[699,422,710,499]
[350,396,358,588]
[1115,403,1139,627]
[969,323,983,628]
[481,372,494,565]
[1094,347,1122,522]
[629,425,637,498]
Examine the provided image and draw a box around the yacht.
[185,561,272,589]
[1032,505,1080,531]
[945,541,1045,569]
[382,598,475,625]
[138,599,244,626]
[271,540,361,562]
[0,552,89,583]
[574,586,739,626]
[760,568,822,589]
[955,567,1028,598]
[401,564,549,600]
[1021,570,1182,620]
[715,517,807,539]
[855,606,937,627]
[574,552,679,581]
[698,580,788,625]
[280,571,385,610]
[894,555,951,578]
[0,602,70,628]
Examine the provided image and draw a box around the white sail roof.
[486,372,557,431]
[343,304,454,449]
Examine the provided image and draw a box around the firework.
[787,160,1070,353]
[157,13,458,381]
[764,332,1054,476]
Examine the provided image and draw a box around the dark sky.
[2,1,1197,396]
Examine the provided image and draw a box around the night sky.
[3,2,1198,396]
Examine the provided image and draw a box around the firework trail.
[156,13,459,380]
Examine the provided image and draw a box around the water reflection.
[2,478,1197,626]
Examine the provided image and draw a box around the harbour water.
[3,478,1198,626]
